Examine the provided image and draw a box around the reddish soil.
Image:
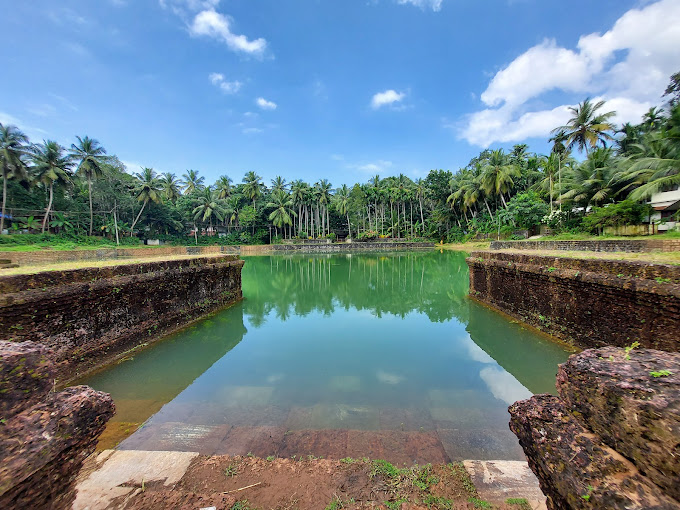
[112,455,528,510]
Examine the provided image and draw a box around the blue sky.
[1,0,678,186]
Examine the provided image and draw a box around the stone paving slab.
[73,450,198,510]
[463,460,547,509]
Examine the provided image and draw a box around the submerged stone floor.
[74,450,546,509]
[116,399,523,464]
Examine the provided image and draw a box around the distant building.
[649,186,680,231]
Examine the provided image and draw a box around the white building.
[649,186,680,231]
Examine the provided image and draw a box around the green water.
[80,250,572,462]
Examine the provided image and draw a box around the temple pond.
[78,250,573,463]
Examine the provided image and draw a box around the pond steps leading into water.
[73,450,547,509]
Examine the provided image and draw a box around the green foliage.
[497,191,549,229]
[650,370,672,378]
[370,459,402,480]
[2,79,679,247]
[384,498,409,509]
[506,497,531,509]
[324,497,343,510]
[624,341,640,360]
[230,501,253,510]
[468,497,492,508]
[582,200,649,232]
[422,495,453,509]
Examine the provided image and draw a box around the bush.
[0,233,142,250]
[356,230,378,241]
[582,200,649,232]
[498,191,549,229]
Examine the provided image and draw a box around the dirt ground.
[110,455,532,510]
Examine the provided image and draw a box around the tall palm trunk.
[88,177,94,236]
[347,213,351,238]
[1,171,7,233]
[131,199,148,231]
[42,183,55,233]
[484,199,494,220]
[419,198,424,234]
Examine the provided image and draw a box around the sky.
[1,0,678,186]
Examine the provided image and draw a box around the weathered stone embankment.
[490,239,680,252]
[0,255,244,383]
[467,251,680,351]
[0,341,114,509]
[509,347,680,509]
[240,241,433,254]
[0,244,239,265]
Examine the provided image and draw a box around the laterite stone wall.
[467,251,680,351]
[0,255,244,383]
[489,239,680,252]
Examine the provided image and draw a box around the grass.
[496,247,680,265]
[506,498,532,509]
[0,253,226,276]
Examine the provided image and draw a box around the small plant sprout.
[581,484,594,501]
[224,464,238,477]
[650,370,672,378]
[624,341,640,360]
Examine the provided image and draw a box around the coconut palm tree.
[552,98,617,155]
[643,107,666,131]
[481,149,520,208]
[290,179,307,236]
[267,189,296,238]
[192,187,227,231]
[29,140,72,233]
[0,123,29,232]
[625,132,680,201]
[215,175,233,199]
[160,172,181,203]
[414,178,427,233]
[271,176,287,192]
[533,154,559,212]
[316,179,332,236]
[130,167,162,231]
[69,135,107,235]
[242,171,263,234]
[334,184,351,238]
[181,169,205,194]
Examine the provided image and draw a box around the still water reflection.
[80,250,573,462]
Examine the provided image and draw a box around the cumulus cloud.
[256,97,277,110]
[371,89,406,110]
[208,72,242,94]
[396,0,443,11]
[161,1,267,56]
[479,366,532,405]
[159,0,220,15]
[190,10,267,55]
[352,160,393,173]
[460,0,680,147]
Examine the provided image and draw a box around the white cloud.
[242,127,263,135]
[479,366,532,405]
[0,112,22,126]
[190,9,267,56]
[396,0,443,11]
[371,89,406,110]
[460,0,680,146]
[353,160,393,173]
[208,72,242,94]
[256,97,277,110]
[159,0,220,15]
